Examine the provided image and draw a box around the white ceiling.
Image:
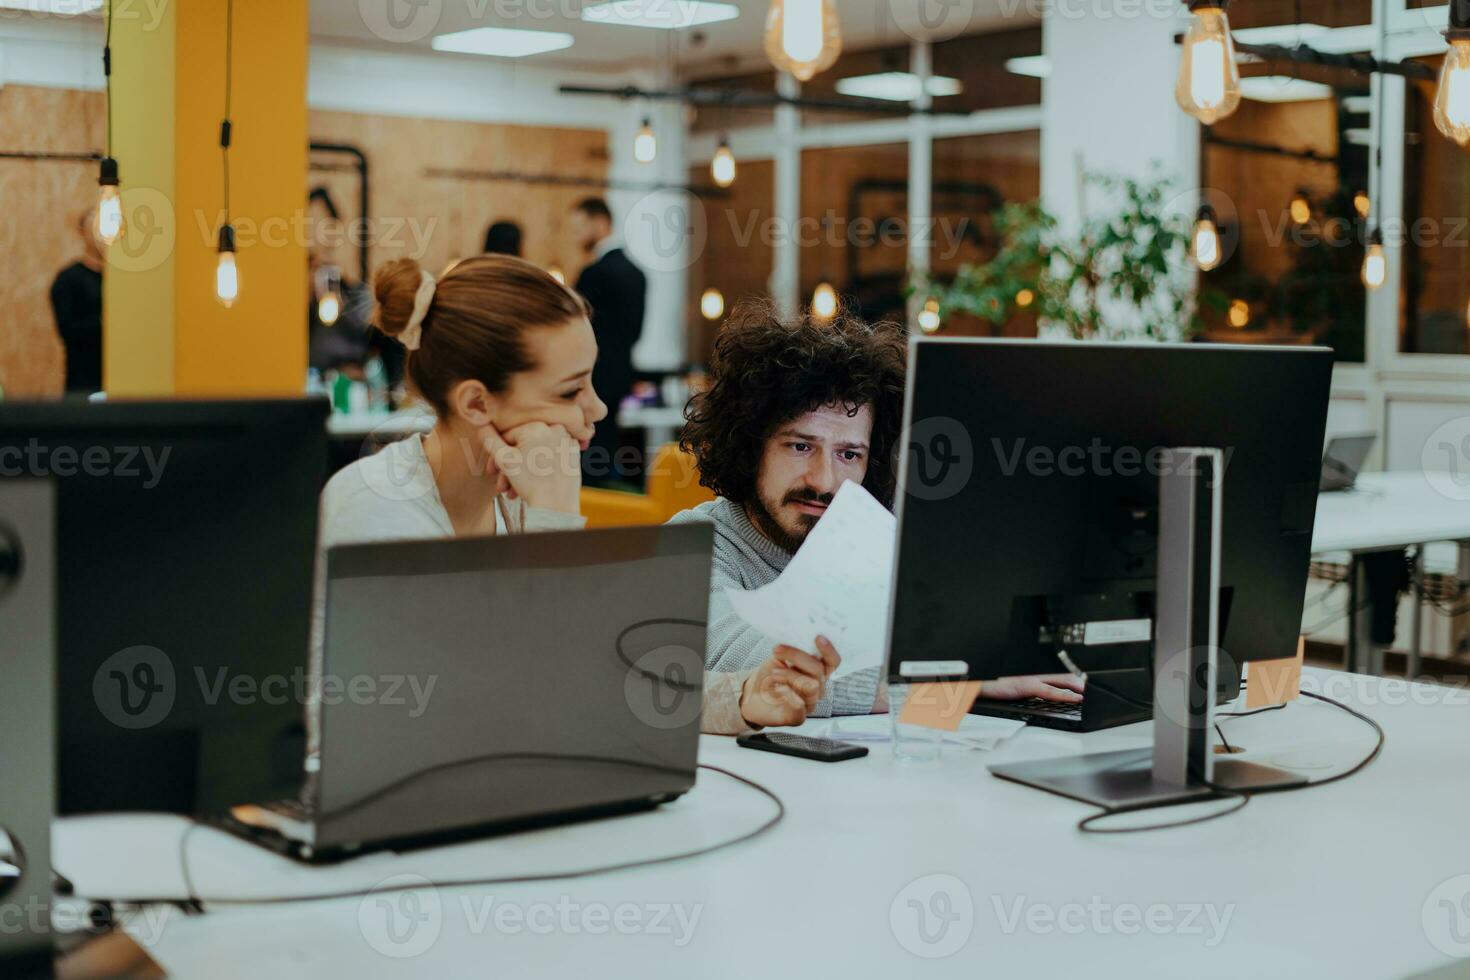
[311,0,1036,73]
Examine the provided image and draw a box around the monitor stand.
[990,448,1306,810]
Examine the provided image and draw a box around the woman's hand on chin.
[479,421,582,515]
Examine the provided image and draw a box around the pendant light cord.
[103,0,113,159]
[221,0,234,223]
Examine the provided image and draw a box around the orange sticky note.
[897,681,984,731]
[1247,636,1304,708]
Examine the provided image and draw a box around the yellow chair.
[579,487,661,527]
[645,441,715,517]
[579,443,715,528]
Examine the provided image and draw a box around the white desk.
[1311,472,1470,676]
[56,668,1470,979]
[325,407,435,441]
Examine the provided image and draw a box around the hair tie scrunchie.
[400,269,437,352]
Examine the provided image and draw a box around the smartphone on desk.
[735,732,869,762]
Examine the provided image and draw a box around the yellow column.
[104,0,308,397]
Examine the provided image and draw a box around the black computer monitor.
[886,339,1333,697]
[0,398,328,815]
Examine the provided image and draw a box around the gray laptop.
[1320,433,1376,492]
[228,523,713,862]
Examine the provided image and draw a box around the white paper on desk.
[815,714,1026,751]
[725,481,895,676]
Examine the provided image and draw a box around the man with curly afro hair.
[668,299,1086,723]
[667,299,905,717]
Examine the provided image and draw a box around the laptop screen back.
[317,523,713,848]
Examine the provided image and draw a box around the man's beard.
[745,487,835,554]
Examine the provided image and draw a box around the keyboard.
[1012,697,1084,719]
[970,696,1085,729]
[227,798,317,845]
[262,798,314,820]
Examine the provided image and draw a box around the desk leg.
[1350,556,1385,675]
[1345,555,1360,673]
[1408,545,1424,680]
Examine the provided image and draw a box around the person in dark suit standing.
[49,208,105,394]
[570,197,646,486]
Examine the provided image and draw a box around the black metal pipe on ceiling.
[1232,41,1437,83]
[558,84,972,117]
[422,166,731,199]
[0,151,99,162]
[1202,132,1340,164]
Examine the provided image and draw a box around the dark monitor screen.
[886,340,1332,690]
[0,398,327,815]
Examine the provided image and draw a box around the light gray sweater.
[668,497,881,717]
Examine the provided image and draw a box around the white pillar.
[613,66,689,371]
[770,71,802,316]
[1041,2,1198,236]
[907,39,934,328]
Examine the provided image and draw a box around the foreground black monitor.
[0,398,328,815]
[886,339,1333,697]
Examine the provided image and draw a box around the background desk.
[1312,472,1470,676]
[57,668,1470,979]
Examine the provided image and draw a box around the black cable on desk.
[90,763,783,909]
[1075,685,1386,834]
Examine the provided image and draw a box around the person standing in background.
[483,220,523,257]
[308,249,405,392]
[49,208,104,394]
[569,197,645,487]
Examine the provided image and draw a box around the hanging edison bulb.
[318,290,341,327]
[1289,190,1311,226]
[1192,205,1223,272]
[1015,288,1035,309]
[96,157,124,246]
[634,118,657,164]
[711,139,737,188]
[811,281,838,322]
[215,225,240,308]
[1361,229,1386,291]
[316,265,343,327]
[700,288,725,321]
[1435,32,1470,145]
[917,297,941,334]
[547,264,567,285]
[1175,3,1241,125]
[1227,298,1250,328]
[1353,190,1371,220]
[765,0,842,82]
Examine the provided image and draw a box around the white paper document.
[725,480,896,676]
[778,714,1026,752]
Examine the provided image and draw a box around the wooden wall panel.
[1403,59,1470,354]
[687,158,776,364]
[1206,98,1342,286]
[0,85,104,398]
[798,131,1040,317]
[305,108,607,287]
[0,90,608,397]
